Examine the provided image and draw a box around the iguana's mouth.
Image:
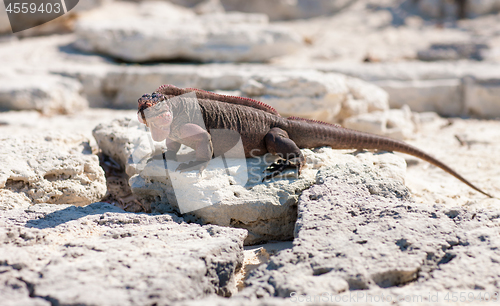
[137,93,168,122]
[137,92,173,141]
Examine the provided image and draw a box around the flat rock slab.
[0,202,247,306]
[93,118,407,245]
[0,134,106,207]
[238,166,500,299]
[0,73,87,115]
[1,34,499,119]
[240,70,388,123]
[315,61,500,118]
[74,11,302,63]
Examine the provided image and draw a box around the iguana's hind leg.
[263,127,305,181]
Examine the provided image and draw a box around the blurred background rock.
[1,2,500,304]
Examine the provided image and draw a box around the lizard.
[137,84,493,198]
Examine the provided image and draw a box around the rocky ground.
[1,0,500,305]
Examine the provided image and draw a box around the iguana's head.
[137,92,173,141]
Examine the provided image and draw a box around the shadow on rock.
[25,202,135,229]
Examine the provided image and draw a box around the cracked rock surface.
[0,134,106,207]
[0,202,247,306]
[74,2,302,63]
[237,165,500,300]
[93,118,408,245]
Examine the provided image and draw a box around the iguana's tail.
[287,117,493,198]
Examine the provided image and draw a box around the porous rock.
[240,71,389,123]
[318,61,500,118]
[0,202,247,305]
[343,105,417,140]
[239,166,500,298]
[0,73,87,115]
[74,11,302,63]
[377,79,463,117]
[464,76,500,118]
[93,118,407,245]
[0,134,106,206]
[417,42,489,61]
[418,0,500,18]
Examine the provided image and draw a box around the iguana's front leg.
[164,138,181,161]
[263,127,305,181]
[174,123,213,172]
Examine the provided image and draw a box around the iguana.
[137,84,493,198]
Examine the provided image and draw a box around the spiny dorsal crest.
[156,84,279,116]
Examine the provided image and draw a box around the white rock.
[220,0,356,21]
[343,106,417,140]
[464,76,500,118]
[74,12,302,63]
[166,0,356,20]
[338,76,390,120]
[131,148,406,245]
[193,0,226,14]
[241,71,388,123]
[0,73,87,115]
[241,72,346,122]
[375,79,463,116]
[93,118,407,244]
[0,189,31,211]
[0,134,106,206]
[416,0,500,18]
[0,203,247,304]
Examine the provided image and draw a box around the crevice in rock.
[396,238,411,251]
[437,252,457,265]
[98,153,148,213]
[372,268,420,288]
[18,277,61,306]
[5,179,29,191]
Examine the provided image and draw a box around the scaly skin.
[137,85,493,198]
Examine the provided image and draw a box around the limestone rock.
[193,0,226,14]
[318,61,500,118]
[338,76,390,120]
[0,189,31,211]
[240,170,500,298]
[170,0,357,21]
[240,71,389,123]
[93,118,141,176]
[0,73,87,115]
[417,42,489,61]
[343,106,417,140]
[0,134,106,206]
[418,0,500,18]
[464,76,500,118]
[93,118,407,244]
[74,11,302,63]
[0,202,247,305]
[376,79,463,116]
[133,148,407,246]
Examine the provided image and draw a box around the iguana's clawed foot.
[262,159,301,182]
[175,160,209,173]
